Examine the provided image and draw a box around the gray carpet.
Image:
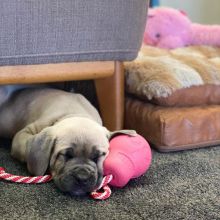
[1,141,220,220]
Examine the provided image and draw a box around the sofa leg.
[95,61,124,131]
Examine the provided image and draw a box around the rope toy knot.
[90,174,113,200]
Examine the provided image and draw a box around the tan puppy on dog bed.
[0,86,135,196]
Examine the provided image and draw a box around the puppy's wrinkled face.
[49,118,109,196]
[52,145,107,196]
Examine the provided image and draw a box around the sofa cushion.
[125,97,220,152]
[125,45,220,106]
[0,0,148,66]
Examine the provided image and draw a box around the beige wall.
[160,0,220,24]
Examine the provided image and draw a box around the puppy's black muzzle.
[72,166,96,187]
[54,162,101,196]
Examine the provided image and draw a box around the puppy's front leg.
[11,122,47,162]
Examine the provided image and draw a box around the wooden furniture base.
[0,61,124,130]
[0,61,115,84]
[95,61,124,131]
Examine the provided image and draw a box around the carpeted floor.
[1,141,220,220]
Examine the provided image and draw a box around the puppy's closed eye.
[58,148,74,161]
[90,149,106,163]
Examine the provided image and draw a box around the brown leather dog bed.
[125,97,220,152]
[124,45,220,151]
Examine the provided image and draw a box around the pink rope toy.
[90,174,113,200]
[0,167,52,184]
[0,166,112,200]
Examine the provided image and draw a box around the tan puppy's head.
[26,117,136,196]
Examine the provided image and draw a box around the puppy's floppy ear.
[26,127,56,176]
[105,128,137,140]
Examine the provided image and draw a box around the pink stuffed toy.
[144,7,220,49]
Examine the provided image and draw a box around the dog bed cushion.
[125,97,220,152]
[125,45,220,107]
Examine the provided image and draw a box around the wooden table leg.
[95,61,124,131]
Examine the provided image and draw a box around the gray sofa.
[1,0,148,65]
[0,0,149,130]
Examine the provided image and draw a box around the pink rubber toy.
[103,134,152,188]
